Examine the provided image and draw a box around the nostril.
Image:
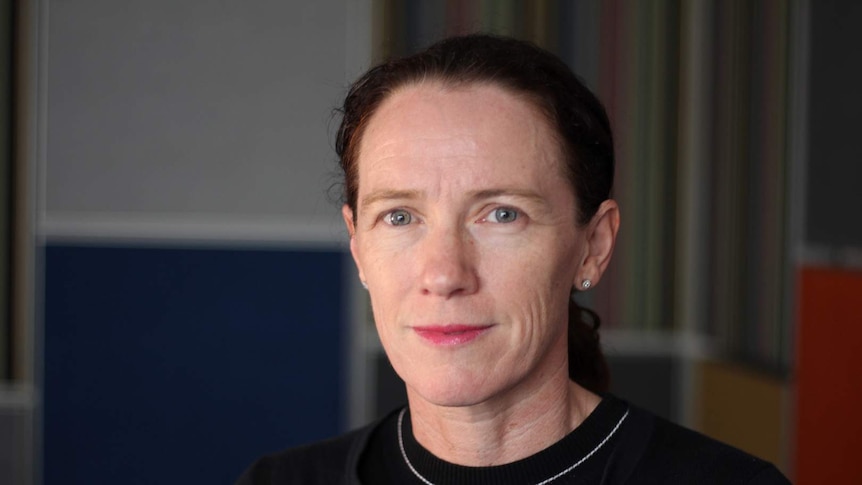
[418,228,480,297]
[420,261,479,297]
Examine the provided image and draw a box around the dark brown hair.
[336,34,613,394]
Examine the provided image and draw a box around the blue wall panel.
[44,245,346,484]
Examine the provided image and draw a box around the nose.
[419,224,479,298]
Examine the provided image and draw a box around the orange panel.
[796,267,862,484]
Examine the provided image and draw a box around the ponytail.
[567,297,610,394]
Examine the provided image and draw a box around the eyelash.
[382,209,413,226]
[484,206,519,224]
[378,206,523,227]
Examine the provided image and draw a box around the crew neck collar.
[398,395,629,484]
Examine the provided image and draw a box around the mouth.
[412,324,494,346]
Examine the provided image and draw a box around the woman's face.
[344,82,591,408]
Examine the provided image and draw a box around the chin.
[403,369,505,408]
[409,386,490,408]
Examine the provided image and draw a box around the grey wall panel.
[806,1,862,248]
[0,388,34,485]
[46,0,347,222]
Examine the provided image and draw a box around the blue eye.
[386,210,412,226]
[487,207,518,223]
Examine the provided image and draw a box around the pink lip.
[413,324,493,346]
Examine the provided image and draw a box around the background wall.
[18,1,372,483]
[355,1,862,482]
[2,0,861,483]
[795,1,862,483]
[368,0,798,471]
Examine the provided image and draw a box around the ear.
[342,204,366,283]
[575,199,620,288]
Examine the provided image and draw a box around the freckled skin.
[343,82,619,465]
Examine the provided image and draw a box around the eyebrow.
[468,188,546,205]
[360,187,546,210]
[360,189,422,210]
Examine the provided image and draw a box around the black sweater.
[236,395,790,484]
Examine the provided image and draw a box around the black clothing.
[358,396,629,484]
[236,395,789,484]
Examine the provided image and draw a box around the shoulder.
[611,402,790,484]
[234,423,377,485]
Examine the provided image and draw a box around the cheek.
[482,239,577,322]
[364,260,413,333]
[365,254,416,302]
[482,234,579,291]
[481,248,573,320]
[355,234,404,284]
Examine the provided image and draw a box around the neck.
[406,364,601,467]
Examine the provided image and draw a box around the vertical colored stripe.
[375,0,792,366]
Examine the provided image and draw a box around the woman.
[238,34,789,484]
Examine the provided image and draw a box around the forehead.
[357,82,566,190]
[364,81,556,146]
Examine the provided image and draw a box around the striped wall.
[373,0,795,371]
[366,0,802,472]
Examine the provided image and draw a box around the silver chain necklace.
[397,407,630,485]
